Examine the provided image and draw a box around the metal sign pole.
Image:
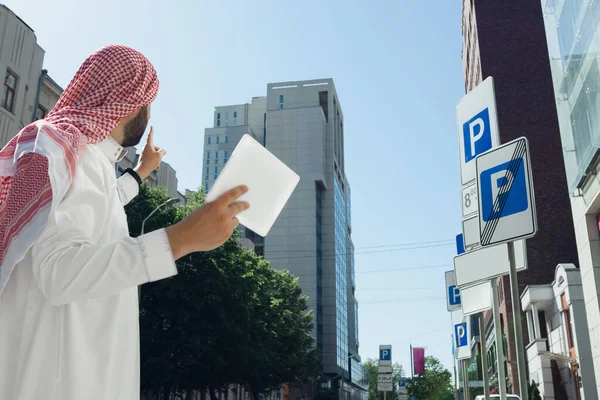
[491,278,507,400]
[479,313,490,400]
[462,359,470,400]
[508,241,529,400]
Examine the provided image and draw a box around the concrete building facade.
[202,79,366,398]
[461,0,580,394]
[521,264,597,399]
[539,0,600,396]
[0,4,62,147]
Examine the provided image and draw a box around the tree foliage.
[126,185,318,399]
[406,356,453,400]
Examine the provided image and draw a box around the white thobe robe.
[0,136,178,400]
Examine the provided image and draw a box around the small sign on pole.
[451,309,471,360]
[445,270,461,311]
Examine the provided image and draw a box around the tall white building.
[0,4,62,147]
[203,79,366,398]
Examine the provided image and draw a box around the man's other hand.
[166,186,250,259]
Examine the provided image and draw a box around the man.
[0,45,248,399]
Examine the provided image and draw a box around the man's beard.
[121,106,149,148]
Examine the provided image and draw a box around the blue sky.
[5,0,465,373]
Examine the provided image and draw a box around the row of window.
[205,151,229,164]
[3,69,48,119]
[207,135,228,145]
[205,165,220,181]
[216,111,237,127]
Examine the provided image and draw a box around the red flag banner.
[413,347,425,375]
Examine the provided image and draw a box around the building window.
[216,136,220,144]
[214,165,218,179]
[215,151,219,163]
[207,136,211,145]
[233,111,237,125]
[3,70,17,113]
[224,150,228,163]
[205,183,209,192]
[206,151,210,164]
[279,95,284,109]
[225,112,229,126]
[225,135,229,143]
[216,113,221,127]
[36,105,47,120]
[205,166,209,181]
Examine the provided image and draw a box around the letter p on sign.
[463,108,492,162]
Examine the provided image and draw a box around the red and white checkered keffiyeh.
[0,44,159,297]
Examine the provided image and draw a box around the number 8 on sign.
[462,182,478,217]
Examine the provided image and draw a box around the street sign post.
[474,137,536,400]
[451,309,471,360]
[476,137,537,247]
[457,76,501,185]
[378,345,393,397]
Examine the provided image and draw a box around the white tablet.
[205,134,300,237]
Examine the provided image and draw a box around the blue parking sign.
[480,159,528,222]
[454,322,468,347]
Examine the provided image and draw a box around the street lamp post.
[141,197,181,235]
[139,197,182,298]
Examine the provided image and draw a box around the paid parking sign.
[451,309,471,360]
[445,270,461,311]
[457,77,500,185]
[476,137,537,247]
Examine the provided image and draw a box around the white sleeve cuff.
[117,172,140,206]
[138,228,178,282]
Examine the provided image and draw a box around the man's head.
[45,45,159,144]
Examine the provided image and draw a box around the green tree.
[406,356,453,400]
[362,359,405,400]
[529,381,542,400]
[127,185,318,399]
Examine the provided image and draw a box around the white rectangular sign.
[378,365,393,374]
[457,76,501,185]
[462,215,480,251]
[377,383,394,392]
[460,281,492,316]
[462,182,478,217]
[476,137,537,247]
[378,375,393,383]
[454,240,527,287]
[445,270,461,311]
[398,394,408,400]
[451,309,471,360]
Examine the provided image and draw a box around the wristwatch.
[124,168,142,186]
